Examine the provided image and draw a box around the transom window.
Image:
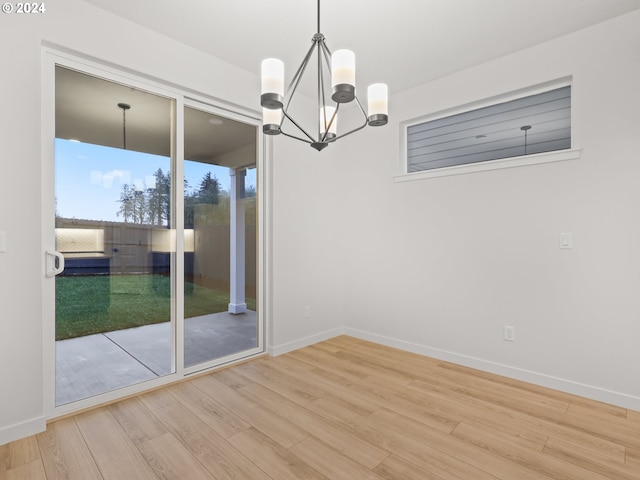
[402,84,572,177]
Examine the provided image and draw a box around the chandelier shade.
[260,0,388,151]
[260,59,285,110]
[331,49,356,103]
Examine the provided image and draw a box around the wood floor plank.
[332,349,417,386]
[567,397,628,419]
[137,433,213,480]
[191,373,309,449]
[371,408,557,480]
[73,407,158,480]
[166,381,250,439]
[408,376,625,458]
[0,436,40,473]
[565,402,631,426]
[35,417,103,480]
[109,397,168,446]
[232,358,321,406]
[310,341,341,353]
[150,400,272,480]
[350,375,459,433]
[267,353,316,373]
[373,454,445,480]
[543,436,639,480]
[406,379,550,450]
[228,427,328,480]
[296,349,458,434]
[627,447,640,470]
[326,337,445,382]
[545,434,626,465]
[562,404,640,449]
[311,398,500,480]
[435,359,579,405]
[257,355,381,416]
[138,386,179,412]
[627,409,640,425]
[210,368,255,390]
[1,459,47,480]
[422,365,570,421]
[238,381,391,469]
[450,421,614,480]
[289,435,388,480]
[287,345,369,382]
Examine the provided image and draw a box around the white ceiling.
[83,0,640,96]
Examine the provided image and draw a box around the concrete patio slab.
[105,322,172,376]
[56,333,157,406]
[55,310,258,406]
[185,310,257,367]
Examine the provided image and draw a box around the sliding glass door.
[183,106,259,368]
[49,62,262,408]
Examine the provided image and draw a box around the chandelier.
[260,0,389,151]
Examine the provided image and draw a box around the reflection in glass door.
[54,66,174,405]
[183,106,259,367]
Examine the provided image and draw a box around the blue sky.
[55,139,256,222]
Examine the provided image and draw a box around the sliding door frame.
[41,47,267,419]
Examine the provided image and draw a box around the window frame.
[396,78,581,182]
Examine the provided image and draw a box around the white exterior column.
[228,168,247,314]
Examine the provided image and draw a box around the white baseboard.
[268,327,344,357]
[0,416,46,446]
[344,328,640,411]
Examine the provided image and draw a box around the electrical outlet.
[304,306,311,318]
[503,325,515,342]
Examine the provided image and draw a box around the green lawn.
[55,274,256,341]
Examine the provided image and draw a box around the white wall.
[340,10,640,409]
[0,0,336,445]
[268,135,349,354]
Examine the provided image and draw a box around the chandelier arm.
[317,42,325,141]
[318,41,332,117]
[331,118,368,142]
[281,108,316,143]
[329,96,368,142]
[353,95,368,119]
[284,44,317,115]
[318,39,332,64]
[279,129,313,146]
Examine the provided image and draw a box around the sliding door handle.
[45,250,65,277]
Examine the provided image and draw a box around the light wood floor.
[2,336,640,479]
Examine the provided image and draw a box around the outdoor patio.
[55,310,258,405]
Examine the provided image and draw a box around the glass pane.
[54,66,174,405]
[407,86,571,172]
[184,106,258,367]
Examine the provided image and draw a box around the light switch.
[0,231,6,252]
[560,233,572,249]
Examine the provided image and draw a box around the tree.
[197,172,220,205]
[116,184,135,223]
[245,184,256,198]
[147,168,170,226]
[116,183,147,224]
[116,170,224,226]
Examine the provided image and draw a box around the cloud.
[91,170,131,188]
